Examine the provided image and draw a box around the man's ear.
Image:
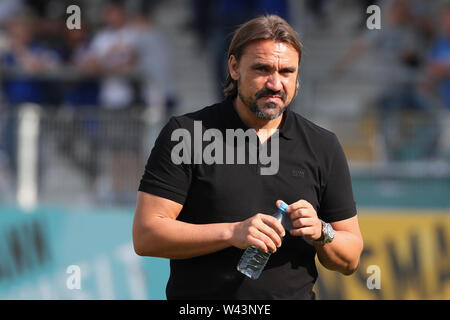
[294,79,300,98]
[228,55,239,80]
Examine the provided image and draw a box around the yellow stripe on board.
[314,211,450,300]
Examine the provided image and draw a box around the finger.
[289,208,315,220]
[287,200,313,213]
[251,216,283,249]
[276,199,288,209]
[290,226,315,237]
[250,230,278,253]
[247,236,270,253]
[256,220,283,248]
[292,217,314,229]
[259,214,286,238]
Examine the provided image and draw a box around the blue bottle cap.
[278,201,288,213]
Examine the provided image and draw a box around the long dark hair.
[223,15,303,98]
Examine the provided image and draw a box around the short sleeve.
[318,135,357,223]
[138,117,192,205]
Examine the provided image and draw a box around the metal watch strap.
[313,220,334,245]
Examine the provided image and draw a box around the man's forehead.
[241,39,299,64]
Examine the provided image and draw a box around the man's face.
[229,40,299,120]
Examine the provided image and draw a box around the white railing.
[0,75,449,207]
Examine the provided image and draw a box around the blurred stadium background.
[1,0,449,299]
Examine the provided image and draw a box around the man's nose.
[266,72,283,92]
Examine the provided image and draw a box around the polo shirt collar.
[222,96,295,140]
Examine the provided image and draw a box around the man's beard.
[237,79,289,120]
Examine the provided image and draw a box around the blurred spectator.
[0,14,61,192]
[1,16,62,105]
[426,4,450,158]
[87,0,138,109]
[82,1,144,204]
[332,0,440,161]
[62,26,99,107]
[24,0,68,47]
[427,4,450,110]
[55,25,101,196]
[130,3,179,121]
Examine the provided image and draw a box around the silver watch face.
[323,223,334,243]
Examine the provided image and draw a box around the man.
[88,0,138,109]
[133,15,363,300]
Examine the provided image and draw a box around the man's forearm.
[314,230,363,275]
[133,216,235,259]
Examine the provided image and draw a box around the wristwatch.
[313,220,335,245]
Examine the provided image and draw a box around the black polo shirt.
[138,97,357,300]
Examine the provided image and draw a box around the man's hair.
[223,14,303,98]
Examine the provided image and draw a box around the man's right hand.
[134,193,286,259]
[229,214,285,253]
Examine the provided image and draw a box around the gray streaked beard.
[237,80,288,120]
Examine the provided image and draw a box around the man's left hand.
[282,199,322,241]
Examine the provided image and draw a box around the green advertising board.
[0,206,169,299]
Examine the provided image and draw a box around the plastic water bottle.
[237,201,289,280]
